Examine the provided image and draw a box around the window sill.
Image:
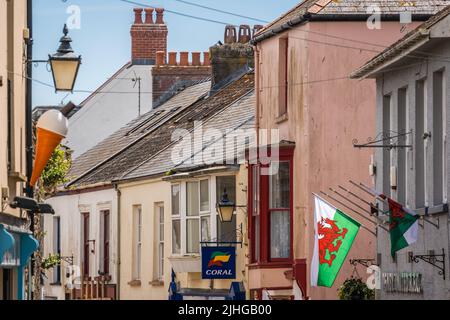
[247,261,293,270]
[275,113,289,124]
[50,282,62,287]
[127,280,141,287]
[149,280,165,287]
[415,203,448,215]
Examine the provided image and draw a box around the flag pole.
[314,192,378,236]
[337,185,387,215]
[351,180,439,229]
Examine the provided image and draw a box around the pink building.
[248,0,447,300]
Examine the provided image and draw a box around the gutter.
[251,13,434,45]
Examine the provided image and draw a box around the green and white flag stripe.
[387,198,419,257]
[311,195,361,288]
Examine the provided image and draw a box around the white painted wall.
[65,64,153,158]
[42,187,118,300]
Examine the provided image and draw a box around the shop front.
[0,221,39,300]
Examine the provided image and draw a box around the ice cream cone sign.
[30,110,69,187]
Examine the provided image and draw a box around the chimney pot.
[133,8,143,24]
[224,25,237,44]
[253,25,264,37]
[144,8,154,24]
[168,52,178,65]
[156,51,165,66]
[203,52,210,66]
[192,52,201,66]
[155,8,165,24]
[238,25,251,43]
[180,52,189,66]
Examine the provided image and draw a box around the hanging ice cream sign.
[30,110,69,187]
[202,246,236,279]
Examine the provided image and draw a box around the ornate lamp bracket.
[409,249,446,280]
[350,258,377,268]
[353,130,413,149]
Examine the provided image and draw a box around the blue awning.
[20,234,39,267]
[0,224,15,260]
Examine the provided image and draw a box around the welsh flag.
[386,198,419,257]
[311,195,361,288]
[363,186,419,257]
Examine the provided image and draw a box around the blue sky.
[32,0,300,107]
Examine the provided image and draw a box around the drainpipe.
[26,0,34,301]
[114,184,121,300]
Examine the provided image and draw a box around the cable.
[168,0,269,24]
[118,0,234,26]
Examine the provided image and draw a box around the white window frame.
[171,175,237,256]
[155,203,165,281]
[132,205,142,280]
[171,184,182,255]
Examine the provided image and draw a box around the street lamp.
[216,189,235,223]
[48,24,81,92]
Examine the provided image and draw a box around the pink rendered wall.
[256,20,421,300]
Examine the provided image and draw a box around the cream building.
[0,0,38,301]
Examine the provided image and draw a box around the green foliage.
[40,145,72,196]
[41,254,61,270]
[338,278,375,300]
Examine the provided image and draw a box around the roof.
[120,90,255,181]
[68,80,211,183]
[68,71,254,188]
[351,4,450,79]
[253,0,449,44]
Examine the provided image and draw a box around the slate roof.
[68,71,255,188]
[120,91,256,181]
[351,4,450,78]
[254,0,449,43]
[68,80,211,183]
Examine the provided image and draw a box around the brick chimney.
[152,51,211,108]
[130,7,168,65]
[210,26,254,89]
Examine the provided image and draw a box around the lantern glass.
[49,57,81,92]
[218,204,235,223]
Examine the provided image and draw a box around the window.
[171,177,238,256]
[186,180,210,253]
[172,185,181,254]
[186,181,200,253]
[53,217,61,284]
[216,176,237,242]
[132,206,142,280]
[155,204,164,281]
[100,210,110,275]
[7,80,12,172]
[415,80,426,208]
[252,166,260,263]
[81,213,90,277]
[397,88,407,205]
[383,95,391,198]
[269,161,291,259]
[432,71,445,205]
[278,38,289,116]
[249,148,293,264]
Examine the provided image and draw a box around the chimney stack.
[131,7,168,65]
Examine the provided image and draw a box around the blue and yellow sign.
[202,246,236,279]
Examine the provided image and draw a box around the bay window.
[171,184,181,254]
[170,176,236,256]
[216,176,237,242]
[249,148,294,264]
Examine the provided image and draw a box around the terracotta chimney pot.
[133,8,143,24]
[180,52,189,66]
[144,8,154,24]
[168,52,178,66]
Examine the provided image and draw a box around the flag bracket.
[408,249,446,280]
[349,258,377,268]
[352,130,413,149]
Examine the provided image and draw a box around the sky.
[32,0,300,107]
